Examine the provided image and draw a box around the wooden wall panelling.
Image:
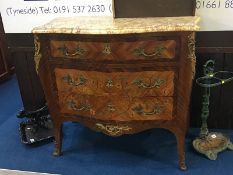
[0,14,7,80]
[6,33,46,112]
[0,45,7,78]
[0,14,14,82]
[218,53,233,129]
[11,47,46,111]
[196,31,233,50]
[26,50,46,110]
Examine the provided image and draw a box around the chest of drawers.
[33,16,199,170]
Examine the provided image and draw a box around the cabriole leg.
[53,121,63,156]
[175,133,187,170]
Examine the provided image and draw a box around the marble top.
[32,16,200,34]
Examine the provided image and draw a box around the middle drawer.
[55,68,175,97]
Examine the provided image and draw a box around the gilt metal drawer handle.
[58,45,86,57]
[62,74,87,87]
[133,105,162,115]
[67,100,91,111]
[133,46,167,57]
[133,78,165,89]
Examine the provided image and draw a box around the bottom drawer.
[59,94,174,121]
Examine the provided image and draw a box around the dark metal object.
[193,60,233,160]
[18,105,54,144]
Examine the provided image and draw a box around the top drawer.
[50,39,177,61]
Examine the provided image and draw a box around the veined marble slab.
[32,16,200,34]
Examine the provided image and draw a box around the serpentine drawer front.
[32,16,200,170]
[50,39,177,61]
[58,93,173,121]
[55,68,175,97]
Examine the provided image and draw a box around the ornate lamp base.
[193,132,233,160]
